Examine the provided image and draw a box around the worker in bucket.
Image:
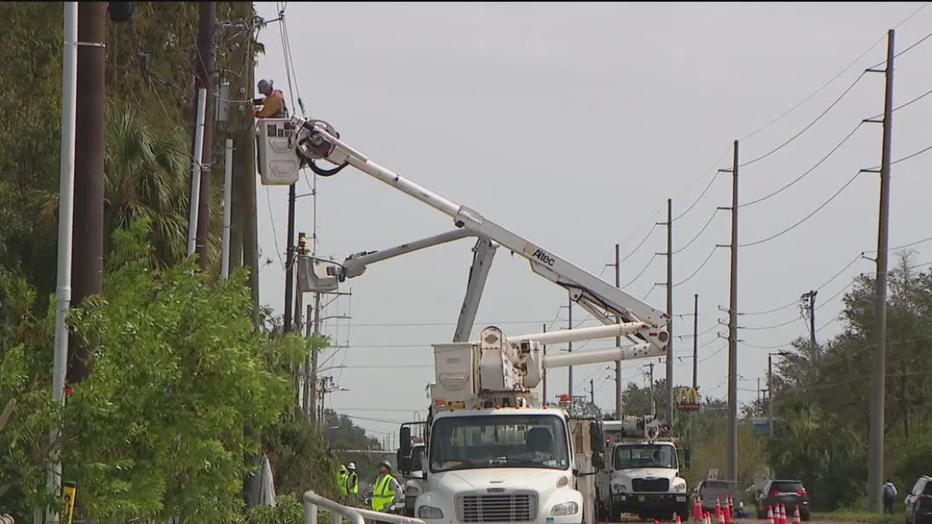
[370,460,403,521]
[252,79,288,118]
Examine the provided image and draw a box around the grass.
[811,511,905,523]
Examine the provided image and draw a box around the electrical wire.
[672,165,724,222]
[672,210,721,255]
[740,34,886,142]
[621,254,660,288]
[739,72,868,168]
[621,224,660,262]
[894,2,932,29]
[698,342,728,363]
[739,122,865,208]
[891,143,932,166]
[739,169,864,248]
[264,186,287,270]
[679,324,719,339]
[673,246,720,287]
[742,254,864,316]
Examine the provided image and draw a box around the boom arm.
[293,118,670,352]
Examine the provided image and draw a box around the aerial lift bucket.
[297,255,341,293]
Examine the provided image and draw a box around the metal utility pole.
[193,2,216,268]
[647,362,656,418]
[726,139,739,482]
[568,297,573,399]
[221,139,234,279]
[590,378,595,405]
[801,290,817,351]
[188,90,208,258]
[609,243,624,419]
[664,198,674,424]
[48,4,78,521]
[692,294,699,391]
[68,0,106,385]
[283,185,297,332]
[868,28,895,513]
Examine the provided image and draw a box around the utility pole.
[193,2,216,268]
[768,354,774,437]
[647,362,656,418]
[283,185,297,332]
[542,324,548,405]
[664,198,674,424]
[48,4,77,521]
[309,292,321,424]
[293,232,306,333]
[590,378,595,405]
[692,294,699,391]
[868,28,895,513]
[726,140,739,482]
[801,290,817,352]
[608,243,624,420]
[228,2,260,325]
[68,0,106,385]
[568,297,573,399]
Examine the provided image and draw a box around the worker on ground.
[337,464,349,497]
[371,460,403,521]
[346,462,360,500]
[252,78,288,118]
[883,479,898,515]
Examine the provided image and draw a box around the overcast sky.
[253,2,932,444]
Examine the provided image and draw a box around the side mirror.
[400,426,412,456]
[592,453,605,470]
[589,421,604,453]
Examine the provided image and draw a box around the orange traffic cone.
[724,496,733,524]
[780,504,787,524]
[766,506,775,524]
[715,498,722,519]
[676,514,683,524]
[693,498,701,521]
[718,510,727,524]
[793,506,801,524]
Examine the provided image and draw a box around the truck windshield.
[429,414,570,473]
[613,444,678,469]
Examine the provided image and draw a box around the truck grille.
[632,478,670,492]
[456,493,537,522]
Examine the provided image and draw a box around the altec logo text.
[524,245,555,267]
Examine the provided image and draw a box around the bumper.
[613,493,688,511]
[915,511,932,524]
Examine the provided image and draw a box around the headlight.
[673,481,687,491]
[612,483,628,493]
[551,502,579,516]
[418,506,444,519]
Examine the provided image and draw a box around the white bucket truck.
[596,417,690,521]
[263,116,673,524]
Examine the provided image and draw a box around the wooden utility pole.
[609,243,623,419]
[193,2,216,268]
[590,378,595,405]
[664,198,674,424]
[67,1,106,385]
[726,140,739,482]
[542,323,548,405]
[692,294,698,390]
[229,2,259,325]
[309,292,321,425]
[868,28,895,513]
[283,186,297,332]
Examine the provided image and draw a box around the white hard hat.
[348,462,356,470]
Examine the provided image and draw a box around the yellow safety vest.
[338,472,348,496]
[371,473,396,511]
[347,472,359,494]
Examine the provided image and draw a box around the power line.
[699,342,728,363]
[674,246,720,287]
[672,168,725,222]
[672,210,721,255]
[739,169,864,248]
[890,142,932,166]
[622,253,660,288]
[621,224,660,262]
[894,2,931,29]
[740,34,886,142]
[739,122,865,208]
[739,72,868,168]
[740,314,804,332]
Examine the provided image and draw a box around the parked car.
[696,479,744,514]
[756,480,810,521]
[905,476,932,524]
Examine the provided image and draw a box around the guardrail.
[302,491,426,524]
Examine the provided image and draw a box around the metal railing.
[303,491,426,524]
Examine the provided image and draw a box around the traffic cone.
[724,496,733,524]
[718,510,727,524]
[676,514,683,524]
[793,506,801,524]
[780,504,787,524]
[715,498,722,519]
[766,506,775,524]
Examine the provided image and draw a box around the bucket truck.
[257,116,673,524]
